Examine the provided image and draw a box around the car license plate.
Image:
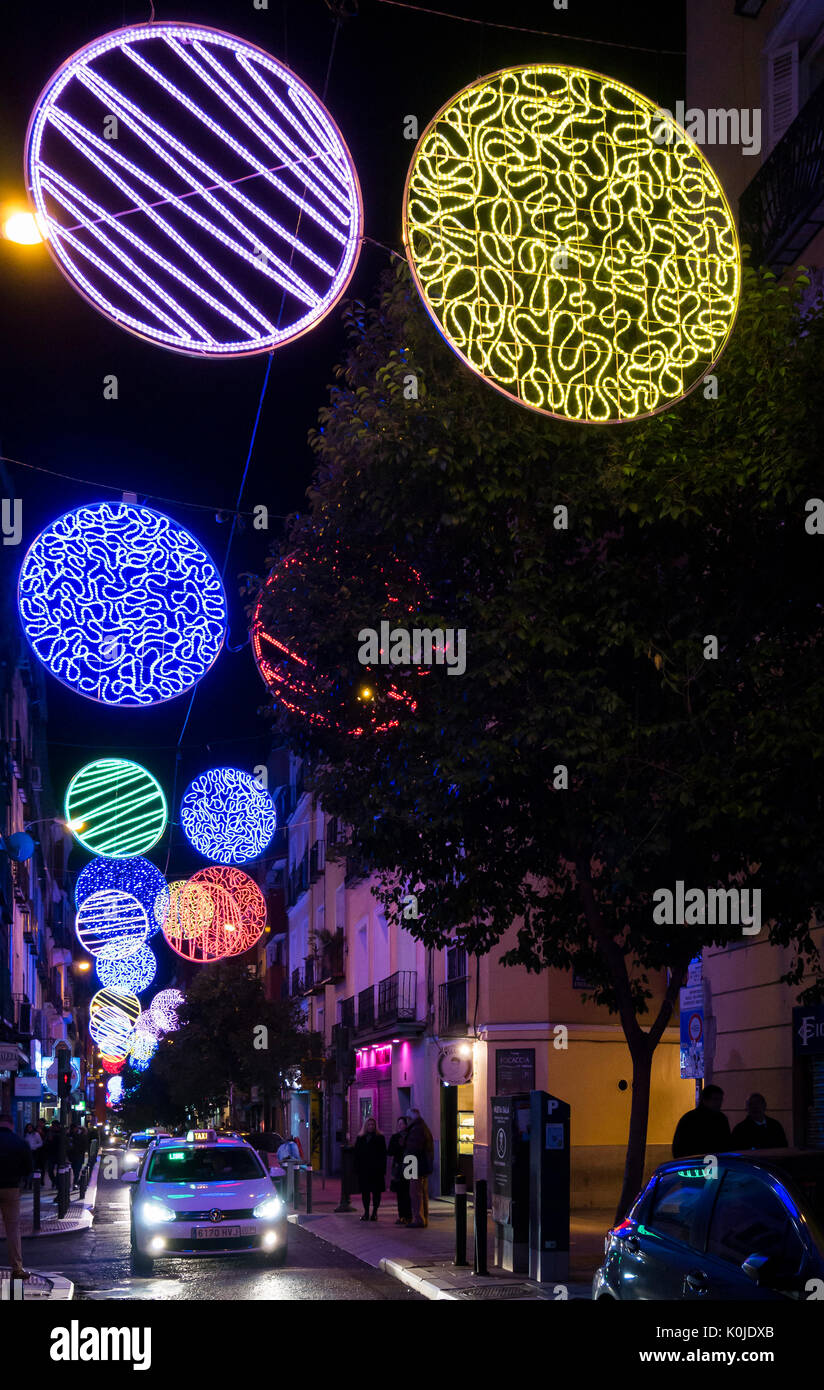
[194,1225,242,1239]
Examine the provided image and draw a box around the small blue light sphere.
[17,501,227,706]
[180,767,277,864]
[96,945,157,995]
[76,856,169,940]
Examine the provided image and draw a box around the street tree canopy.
[254,260,824,1215]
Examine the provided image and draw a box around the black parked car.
[593,1149,824,1300]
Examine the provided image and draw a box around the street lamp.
[2,208,44,244]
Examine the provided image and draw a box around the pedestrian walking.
[404,1107,435,1228]
[387,1116,412,1225]
[23,1123,42,1189]
[353,1116,387,1221]
[44,1120,61,1188]
[68,1123,85,1190]
[730,1093,788,1149]
[672,1084,732,1159]
[0,1112,32,1281]
[84,1119,100,1170]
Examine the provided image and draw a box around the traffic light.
[57,1061,72,1099]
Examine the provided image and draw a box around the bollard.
[286,1160,296,1210]
[454,1175,468,1267]
[473,1178,489,1277]
[305,1166,313,1214]
[57,1164,72,1220]
[32,1172,41,1233]
[78,1163,89,1200]
[335,1143,355,1213]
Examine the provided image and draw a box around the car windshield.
[129,1137,150,1150]
[145,1146,265,1183]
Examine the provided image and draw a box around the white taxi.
[122,1129,287,1274]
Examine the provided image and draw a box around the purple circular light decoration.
[26,22,363,357]
[134,1010,163,1039]
[149,987,185,1033]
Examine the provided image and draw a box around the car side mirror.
[120,1170,138,1182]
[741,1253,773,1285]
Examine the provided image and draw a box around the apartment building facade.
[0,499,89,1128]
[274,756,691,1208]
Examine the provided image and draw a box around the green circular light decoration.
[403,65,741,424]
[65,758,167,859]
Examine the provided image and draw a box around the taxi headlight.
[253,1195,284,1221]
[138,1199,176,1226]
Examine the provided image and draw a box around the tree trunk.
[615,1039,653,1223]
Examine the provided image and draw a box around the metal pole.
[473,1179,489,1277]
[335,1141,355,1213]
[32,1171,41,1233]
[305,1167,313,1215]
[454,1175,468,1266]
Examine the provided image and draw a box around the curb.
[1,1268,75,1300]
[21,1161,100,1238]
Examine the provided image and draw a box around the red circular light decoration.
[100,1054,125,1075]
[190,865,266,956]
[251,549,426,736]
[161,877,240,962]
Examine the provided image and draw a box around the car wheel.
[129,1220,154,1276]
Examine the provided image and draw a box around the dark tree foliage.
[122,960,309,1128]
[253,260,824,1215]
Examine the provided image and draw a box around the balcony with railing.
[438,976,469,1035]
[309,838,325,881]
[290,965,304,997]
[319,930,345,983]
[340,995,355,1031]
[303,953,319,994]
[352,972,424,1042]
[740,76,824,272]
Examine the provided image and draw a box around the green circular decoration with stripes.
[65,758,167,859]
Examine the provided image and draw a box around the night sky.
[0,0,685,989]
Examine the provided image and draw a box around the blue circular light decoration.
[76,856,169,940]
[17,501,227,706]
[96,945,157,995]
[180,767,277,864]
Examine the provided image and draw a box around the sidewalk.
[18,1162,99,1237]
[288,1179,607,1301]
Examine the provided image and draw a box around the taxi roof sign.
[186,1128,216,1143]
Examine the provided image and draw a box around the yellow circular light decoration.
[403,66,740,424]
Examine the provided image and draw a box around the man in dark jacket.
[404,1108,435,1227]
[730,1093,788,1149]
[672,1085,732,1159]
[0,1113,32,1279]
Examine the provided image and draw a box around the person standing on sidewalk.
[387,1116,412,1225]
[0,1113,32,1281]
[353,1116,387,1222]
[44,1121,61,1188]
[404,1108,434,1228]
[23,1124,42,1189]
[68,1123,85,1190]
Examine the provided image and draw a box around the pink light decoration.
[26,22,363,357]
[190,865,266,957]
[161,877,240,963]
[356,1043,392,1071]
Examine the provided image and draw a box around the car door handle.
[685,1270,709,1293]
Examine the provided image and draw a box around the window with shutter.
[769,43,799,151]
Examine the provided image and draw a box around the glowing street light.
[3,209,44,244]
